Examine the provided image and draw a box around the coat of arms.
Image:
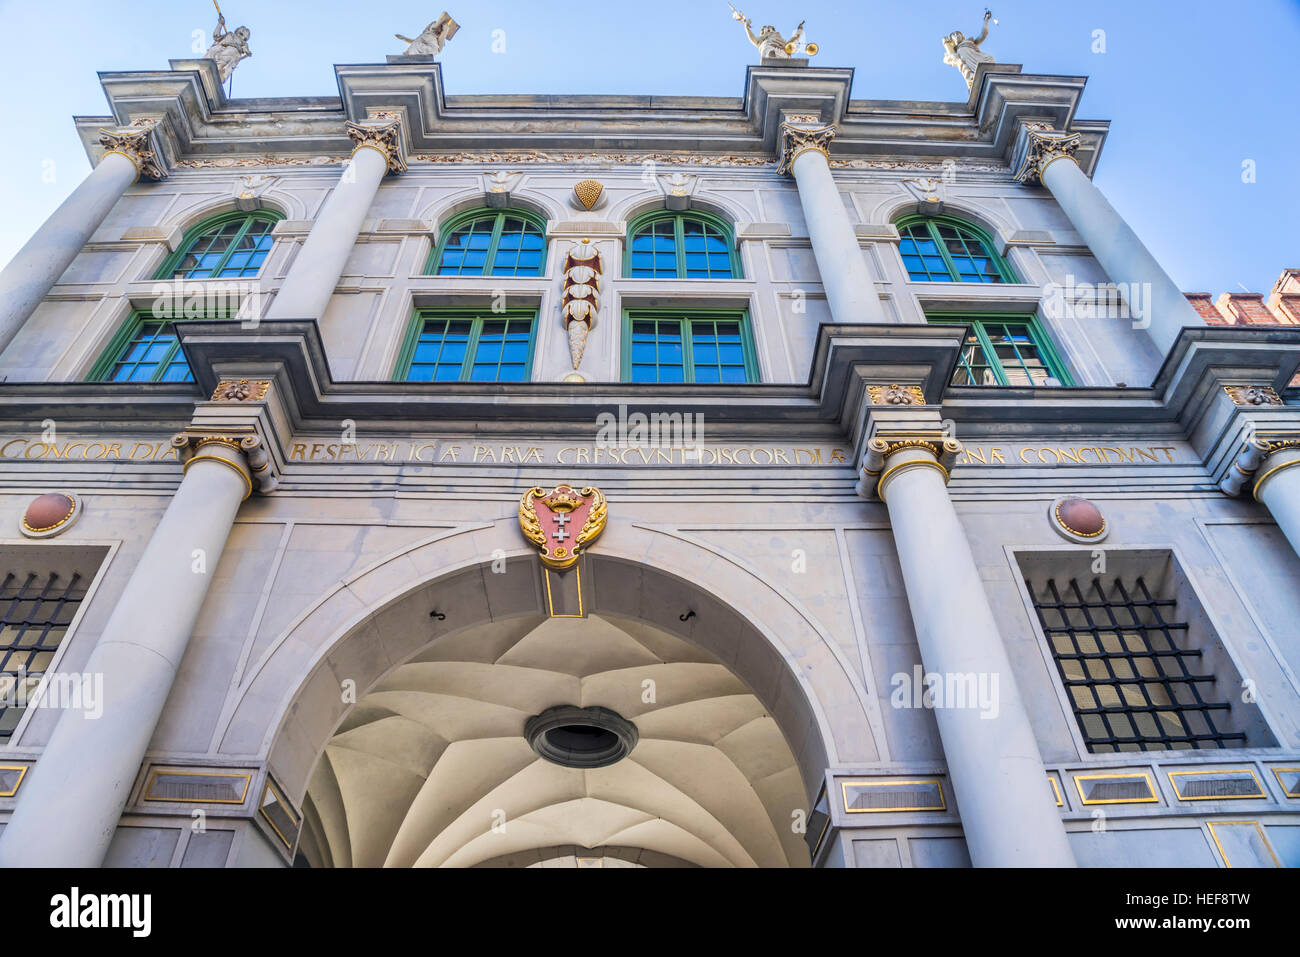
[518,485,607,569]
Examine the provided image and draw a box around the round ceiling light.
[525,705,638,769]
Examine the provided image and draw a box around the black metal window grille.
[0,571,84,740]
[1029,576,1244,753]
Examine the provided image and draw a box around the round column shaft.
[0,152,139,360]
[1039,153,1200,356]
[878,445,1076,867]
[789,146,888,325]
[266,145,389,321]
[1254,448,1300,558]
[0,441,252,868]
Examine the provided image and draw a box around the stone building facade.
[0,50,1298,869]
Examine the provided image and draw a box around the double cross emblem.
[551,511,571,542]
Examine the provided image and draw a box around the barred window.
[1026,570,1259,753]
[0,555,101,741]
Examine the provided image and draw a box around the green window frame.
[155,210,281,280]
[620,309,758,383]
[88,312,196,383]
[624,210,741,279]
[426,209,547,277]
[896,215,1016,284]
[395,309,538,382]
[928,314,1072,387]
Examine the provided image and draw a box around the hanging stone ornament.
[561,240,602,370]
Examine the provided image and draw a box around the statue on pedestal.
[204,2,252,83]
[942,9,996,89]
[729,4,813,59]
[396,12,460,57]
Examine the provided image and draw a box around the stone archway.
[227,519,880,866]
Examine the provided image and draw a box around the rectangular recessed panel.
[1207,821,1281,868]
[1272,768,1300,798]
[143,769,252,804]
[1074,772,1158,805]
[805,787,831,858]
[259,780,301,851]
[545,567,583,618]
[0,764,28,797]
[842,779,945,813]
[1168,769,1265,801]
[1049,775,1063,807]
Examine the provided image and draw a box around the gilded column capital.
[1011,124,1081,186]
[170,429,277,498]
[345,112,408,174]
[857,430,963,501]
[97,120,169,182]
[777,123,836,176]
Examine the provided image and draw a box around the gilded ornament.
[573,179,604,210]
[1224,384,1283,407]
[519,485,607,569]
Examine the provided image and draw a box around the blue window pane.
[657,365,685,383]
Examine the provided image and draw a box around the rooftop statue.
[396,12,460,57]
[204,2,252,83]
[942,9,996,89]
[729,4,813,59]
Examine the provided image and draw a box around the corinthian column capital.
[345,111,408,174]
[97,120,169,182]
[1011,124,1082,185]
[777,122,836,176]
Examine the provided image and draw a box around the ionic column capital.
[97,120,169,182]
[1011,124,1081,186]
[777,122,836,176]
[170,429,276,499]
[345,112,408,175]
[858,430,963,501]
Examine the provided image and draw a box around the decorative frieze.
[415,150,774,168]
[1224,384,1283,406]
[867,384,926,406]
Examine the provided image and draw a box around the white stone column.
[1252,445,1300,558]
[1013,125,1200,356]
[266,115,405,321]
[0,123,167,359]
[779,123,888,325]
[0,432,267,868]
[862,433,1076,867]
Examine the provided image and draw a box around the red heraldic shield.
[518,484,608,569]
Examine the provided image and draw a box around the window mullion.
[674,218,686,279]
[211,218,253,277]
[682,318,695,382]
[152,337,183,383]
[929,222,962,282]
[972,321,1010,386]
[485,215,506,274]
[461,316,484,381]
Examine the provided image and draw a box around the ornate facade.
[0,44,1298,870]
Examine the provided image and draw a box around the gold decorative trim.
[777,123,837,176]
[1270,767,1300,798]
[867,384,926,406]
[142,768,253,805]
[182,452,253,501]
[876,458,950,502]
[345,116,407,174]
[98,121,168,182]
[1252,458,1300,501]
[841,778,946,813]
[258,778,299,851]
[415,150,774,168]
[1011,125,1081,186]
[1224,384,1283,406]
[0,764,29,798]
[1054,500,1106,539]
[210,379,270,402]
[1206,820,1281,868]
[544,565,584,618]
[573,179,604,210]
[1167,769,1266,802]
[20,493,78,534]
[1073,771,1159,805]
[1049,775,1063,808]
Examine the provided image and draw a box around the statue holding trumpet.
[204,1,252,84]
[728,4,817,59]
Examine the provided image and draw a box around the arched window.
[157,210,280,280]
[429,209,547,276]
[625,211,739,279]
[895,215,1015,284]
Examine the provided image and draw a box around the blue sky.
[0,0,1296,295]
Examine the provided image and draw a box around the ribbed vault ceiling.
[300,613,810,868]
